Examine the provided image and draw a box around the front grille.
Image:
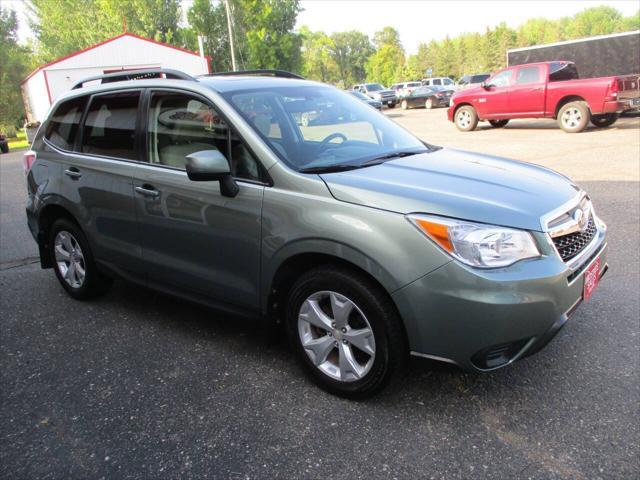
[552,215,597,262]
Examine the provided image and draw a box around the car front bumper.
[392,229,609,372]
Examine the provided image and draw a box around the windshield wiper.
[358,150,427,167]
[299,164,361,174]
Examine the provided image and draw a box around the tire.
[425,98,434,109]
[489,119,509,128]
[401,100,408,110]
[388,103,396,109]
[557,101,589,133]
[0,143,8,154]
[455,105,478,131]
[285,265,408,399]
[590,112,619,128]
[49,218,112,300]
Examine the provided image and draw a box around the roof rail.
[205,69,305,80]
[72,68,195,89]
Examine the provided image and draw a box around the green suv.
[25,69,608,398]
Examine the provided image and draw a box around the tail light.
[436,92,444,98]
[605,79,619,101]
[23,150,36,175]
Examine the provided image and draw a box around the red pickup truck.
[448,61,640,133]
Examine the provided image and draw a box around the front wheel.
[590,113,619,128]
[401,100,408,110]
[455,105,478,131]
[49,218,112,300]
[387,103,396,109]
[489,119,509,128]
[286,266,408,399]
[558,101,589,133]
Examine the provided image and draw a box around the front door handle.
[64,167,82,179]
[135,185,160,198]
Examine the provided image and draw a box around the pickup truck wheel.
[401,100,408,110]
[558,101,589,133]
[388,103,396,109]
[425,98,434,109]
[286,266,408,399]
[489,119,509,128]
[590,113,619,128]
[455,105,478,131]
[49,218,113,300]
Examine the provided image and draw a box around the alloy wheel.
[297,291,376,382]
[54,230,86,288]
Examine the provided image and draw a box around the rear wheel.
[590,112,619,128]
[558,101,589,133]
[425,98,434,109]
[489,119,509,128]
[455,105,478,131]
[286,266,407,399]
[49,218,112,300]
[401,100,408,110]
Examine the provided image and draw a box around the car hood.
[319,148,580,231]
[373,90,395,96]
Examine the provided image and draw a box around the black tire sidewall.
[590,113,618,128]
[49,218,109,300]
[285,267,404,398]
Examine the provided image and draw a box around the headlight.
[372,93,382,99]
[408,214,540,268]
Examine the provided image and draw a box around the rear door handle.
[64,167,82,179]
[135,185,160,198]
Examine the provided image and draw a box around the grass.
[7,129,30,151]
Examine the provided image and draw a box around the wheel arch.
[554,95,589,118]
[37,203,80,268]
[263,243,401,325]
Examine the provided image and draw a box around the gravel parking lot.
[1,111,638,479]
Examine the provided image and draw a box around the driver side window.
[490,70,513,88]
[147,91,262,182]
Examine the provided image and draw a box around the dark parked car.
[0,133,8,154]
[400,86,454,109]
[350,90,383,110]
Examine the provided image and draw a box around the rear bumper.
[601,99,639,113]
[393,233,608,372]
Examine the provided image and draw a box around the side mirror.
[481,82,492,89]
[185,150,239,198]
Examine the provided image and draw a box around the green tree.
[366,44,404,86]
[300,27,337,83]
[27,0,182,62]
[0,7,33,131]
[327,30,374,87]
[564,6,625,38]
[187,0,232,72]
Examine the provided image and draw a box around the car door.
[53,90,144,277]
[474,69,513,118]
[508,65,545,116]
[133,89,265,310]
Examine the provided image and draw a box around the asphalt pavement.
[1,132,638,480]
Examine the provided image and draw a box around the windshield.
[365,83,384,92]
[223,85,429,172]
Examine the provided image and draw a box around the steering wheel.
[317,133,347,152]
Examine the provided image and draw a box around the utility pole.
[224,0,237,71]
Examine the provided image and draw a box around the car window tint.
[549,63,579,82]
[472,74,489,83]
[147,91,261,181]
[489,70,512,87]
[82,91,139,160]
[45,96,87,151]
[516,66,542,84]
[443,79,453,85]
[433,79,441,85]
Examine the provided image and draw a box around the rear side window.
[516,66,542,84]
[549,62,579,82]
[45,96,87,151]
[432,79,442,85]
[82,91,140,160]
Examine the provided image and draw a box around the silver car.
[25,69,608,398]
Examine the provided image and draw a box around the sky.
[296,0,639,53]
[4,0,639,53]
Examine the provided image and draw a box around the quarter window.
[147,91,261,182]
[45,96,87,151]
[82,91,140,160]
